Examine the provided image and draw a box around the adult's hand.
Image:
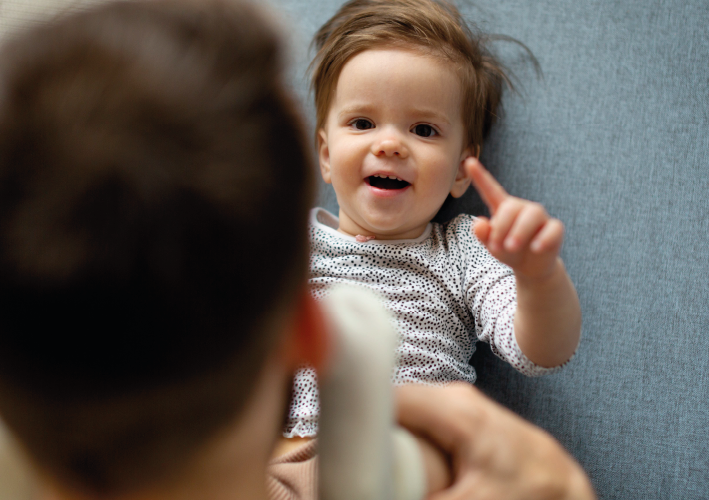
[396,383,596,500]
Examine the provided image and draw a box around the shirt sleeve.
[457,216,565,377]
[285,366,320,438]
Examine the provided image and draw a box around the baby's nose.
[373,132,408,158]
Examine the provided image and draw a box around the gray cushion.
[271,0,709,498]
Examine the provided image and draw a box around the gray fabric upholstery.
[270,0,709,498]
[1,0,706,498]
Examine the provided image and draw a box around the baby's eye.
[351,118,374,130]
[412,124,437,137]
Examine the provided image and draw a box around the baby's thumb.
[473,217,490,245]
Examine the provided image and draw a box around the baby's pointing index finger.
[465,158,508,215]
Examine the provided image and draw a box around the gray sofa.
[272,0,709,498]
[1,0,706,498]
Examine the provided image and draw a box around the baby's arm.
[467,158,581,368]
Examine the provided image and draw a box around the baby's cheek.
[331,165,357,185]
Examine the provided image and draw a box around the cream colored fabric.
[318,286,426,500]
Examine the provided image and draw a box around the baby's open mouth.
[367,175,410,190]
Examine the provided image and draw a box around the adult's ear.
[450,145,478,198]
[318,129,333,184]
[284,291,331,373]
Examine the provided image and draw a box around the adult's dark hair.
[0,0,312,492]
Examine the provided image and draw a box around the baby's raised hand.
[467,158,564,281]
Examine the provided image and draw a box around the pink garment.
[267,440,318,500]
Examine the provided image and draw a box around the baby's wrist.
[515,257,566,287]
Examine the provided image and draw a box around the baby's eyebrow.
[408,108,450,125]
[338,104,451,125]
[337,104,377,119]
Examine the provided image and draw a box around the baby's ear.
[450,146,476,198]
[318,129,332,184]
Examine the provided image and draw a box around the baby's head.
[312,0,511,239]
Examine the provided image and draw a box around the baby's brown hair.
[312,0,513,151]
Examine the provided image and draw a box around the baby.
[285,0,582,438]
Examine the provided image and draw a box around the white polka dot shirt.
[284,208,562,438]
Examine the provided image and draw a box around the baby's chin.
[339,204,433,240]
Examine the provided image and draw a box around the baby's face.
[318,47,472,240]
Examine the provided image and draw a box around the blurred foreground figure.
[0,1,594,499]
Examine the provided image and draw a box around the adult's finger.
[465,158,507,215]
[429,473,487,500]
[395,383,485,452]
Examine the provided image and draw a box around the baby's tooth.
[388,175,396,179]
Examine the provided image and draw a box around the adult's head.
[0,0,314,494]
